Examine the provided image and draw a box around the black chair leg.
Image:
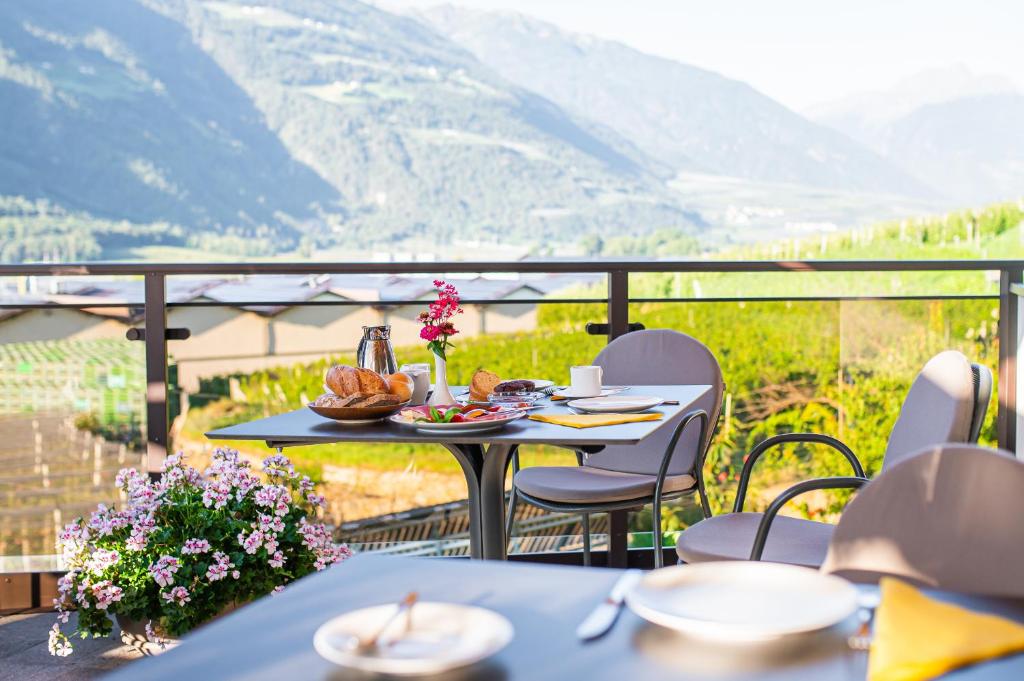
[652,501,664,569]
[582,513,591,566]
[505,450,520,552]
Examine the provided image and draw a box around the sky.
[382,0,1024,111]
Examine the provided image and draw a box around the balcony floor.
[0,611,139,680]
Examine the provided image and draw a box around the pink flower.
[148,556,180,588]
[419,325,442,341]
[162,586,191,606]
[206,552,235,582]
[269,551,286,568]
[86,549,120,575]
[181,538,211,555]
[90,581,123,610]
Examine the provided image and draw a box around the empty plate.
[626,562,859,643]
[567,395,664,413]
[314,601,514,675]
[552,387,627,399]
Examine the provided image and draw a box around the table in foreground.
[104,555,1024,681]
[206,385,711,560]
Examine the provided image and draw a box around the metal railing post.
[998,267,1023,457]
[144,273,169,474]
[607,269,629,342]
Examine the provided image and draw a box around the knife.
[576,570,642,641]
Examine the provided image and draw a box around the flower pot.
[116,615,180,656]
[116,602,240,656]
[427,353,457,406]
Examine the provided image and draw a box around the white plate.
[552,387,627,399]
[389,410,525,434]
[566,395,664,413]
[626,562,859,643]
[314,601,514,676]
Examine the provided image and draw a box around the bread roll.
[386,373,413,402]
[325,365,389,397]
[469,369,501,401]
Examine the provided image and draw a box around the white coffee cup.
[569,365,603,397]
[400,363,431,404]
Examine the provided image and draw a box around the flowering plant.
[418,279,464,360]
[49,448,350,656]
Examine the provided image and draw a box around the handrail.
[0,257,1020,469]
[0,258,1022,276]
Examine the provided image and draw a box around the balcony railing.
[0,259,1021,568]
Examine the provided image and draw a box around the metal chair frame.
[728,362,991,562]
[510,409,710,569]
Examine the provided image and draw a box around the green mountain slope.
[0,0,703,258]
[0,0,340,245]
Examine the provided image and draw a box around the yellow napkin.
[528,413,662,428]
[868,578,1024,681]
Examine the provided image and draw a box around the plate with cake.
[466,370,553,404]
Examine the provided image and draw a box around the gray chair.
[675,350,991,568]
[511,329,725,568]
[822,443,1024,597]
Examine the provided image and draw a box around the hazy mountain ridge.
[807,65,1024,204]
[420,5,930,198]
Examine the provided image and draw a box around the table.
[105,554,1024,681]
[206,385,710,560]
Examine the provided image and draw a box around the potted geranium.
[49,448,350,657]
[419,279,463,406]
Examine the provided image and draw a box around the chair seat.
[675,512,834,568]
[514,466,696,504]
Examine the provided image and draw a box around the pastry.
[469,369,501,401]
[325,365,389,396]
[385,373,413,402]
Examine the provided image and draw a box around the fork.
[848,593,880,651]
[351,591,418,652]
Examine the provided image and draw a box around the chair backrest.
[882,350,976,471]
[584,329,724,476]
[822,444,1024,597]
[969,363,993,443]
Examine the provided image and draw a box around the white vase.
[427,353,457,406]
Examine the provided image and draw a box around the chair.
[510,329,725,568]
[822,443,1024,597]
[674,350,991,568]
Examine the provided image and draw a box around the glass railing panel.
[628,293,999,549]
[163,271,608,556]
[0,287,147,561]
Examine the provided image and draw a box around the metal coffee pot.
[356,325,397,375]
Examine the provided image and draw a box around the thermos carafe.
[356,325,397,375]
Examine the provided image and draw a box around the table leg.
[479,443,516,561]
[441,444,484,559]
[608,510,629,568]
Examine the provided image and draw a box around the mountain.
[420,5,929,197]
[0,0,701,258]
[0,0,340,245]
[806,65,1024,204]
